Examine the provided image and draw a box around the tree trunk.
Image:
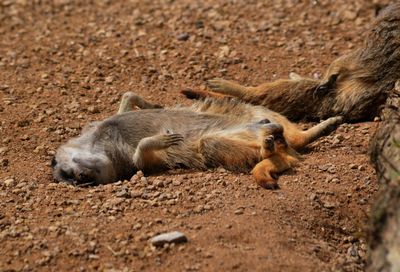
[368,81,400,272]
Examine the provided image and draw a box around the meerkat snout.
[52,146,116,185]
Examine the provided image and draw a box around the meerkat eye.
[51,157,57,168]
[60,169,74,181]
[79,173,91,183]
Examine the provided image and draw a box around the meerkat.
[182,3,400,122]
[52,92,342,189]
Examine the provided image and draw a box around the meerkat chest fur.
[83,109,235,175]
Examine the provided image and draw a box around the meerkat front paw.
[264,135,275,152]
[324,116,344,132]
[207,78,228,91]
[157,134,184,148]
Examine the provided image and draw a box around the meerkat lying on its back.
[182,3,400,122]
[52,92,342,189]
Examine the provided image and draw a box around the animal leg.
[284,116,343,149]
[251,155,292,190]
[254,124,300,189]
[133,133,183,170]
[259,123,284,158]
[206,78,304,100]
[118,91,162,114]
[198,135,261,172]
[207,78,248,98]
[182,77,322,110]
[261,124,301,163]
[181,78,245,100]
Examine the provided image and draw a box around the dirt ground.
[0,0,388,271]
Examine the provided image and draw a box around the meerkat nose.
[263,123,283,134]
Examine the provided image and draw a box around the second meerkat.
[183,3,400,122]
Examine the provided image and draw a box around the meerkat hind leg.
[252,155,291,190]
[118,91,162,114]
[198,135,261,171]
[287,116,343,149]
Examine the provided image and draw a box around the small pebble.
[87,106,99,114]
[323,202,336,209]
[234,208,244,215]
[115,188,130,198]
[177,33,189,41]
[172,180,181,186]
[150,231,188,247]
[4,178,16,187]
[349,164,358,169]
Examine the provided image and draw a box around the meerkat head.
[52,144,117,186]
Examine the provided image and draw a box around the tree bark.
[368,81,400,272]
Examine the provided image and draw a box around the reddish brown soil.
[0,1,386,271]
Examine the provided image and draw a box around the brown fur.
[182,3,400,122]
[52,92,342,189]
